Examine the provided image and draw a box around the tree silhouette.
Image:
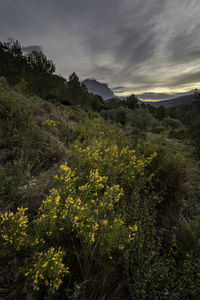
[125,94,139,110]
[67,72,88,105]
[27,51,55,74]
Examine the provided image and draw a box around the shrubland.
[0,41,200,299]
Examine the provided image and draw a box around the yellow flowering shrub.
[0,206,70,293]
[68,118,157,191]
[0,206,28,250]
[71,139,157,189]
[35,164,137,255]
[0,118,158,296]
[0,161,138,293]
[25,247,69,291]
[42,119,57,127]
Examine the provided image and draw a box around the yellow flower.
[118,244,125,251]
[42,262,48,268]
[102,219,108,226]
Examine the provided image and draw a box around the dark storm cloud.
[22,45,43,53]
[1,0,200,97]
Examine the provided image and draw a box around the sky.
[1,0,200,100]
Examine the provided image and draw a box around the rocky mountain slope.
[82,79,116,100]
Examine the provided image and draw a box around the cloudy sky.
[1,0,200,100]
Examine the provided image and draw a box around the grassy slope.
[0,78,200,299]
[0,77,99,212]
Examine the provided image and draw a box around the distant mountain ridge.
[82,78,196,108]
[144,94,195,108]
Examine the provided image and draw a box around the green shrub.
[130,108,157,131]
[137,134,187,226]
[176,214,200,257]
[0,78,31,139]
[163,117,183,129]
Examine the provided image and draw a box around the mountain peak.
[82,79,115,100]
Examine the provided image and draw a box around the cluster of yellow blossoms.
[0,206,28,250]
[73,140,157,187]
[25,247,69,291]
[42,119,57,127]
[35,163,134,253]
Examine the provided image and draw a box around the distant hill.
[144,94,195,108]
[82,79,118,100]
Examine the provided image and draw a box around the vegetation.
[0,40,104,110]
[0,39,200,299]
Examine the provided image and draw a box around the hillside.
[1,77,200,298]
[0,39,200,299]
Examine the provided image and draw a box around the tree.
[90,94,104,111]
[125,94,139,110]
[156,106,166,121]
[116,107,127,125]
[131,107,156,130]
[27,50,55,74]
[1,39,23,57]
[0,39,26,84]
[194,88,200,109]
[25,51,56,97]
[67,72,89,105]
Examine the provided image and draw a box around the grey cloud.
[114,90,127,94]
[168,71,200,87]
[167,30,200,63]
[89,65,113,78]
[112,86,126,91]
[113,1,165,63]
[85,0,165,69]
[22,45,43,53]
